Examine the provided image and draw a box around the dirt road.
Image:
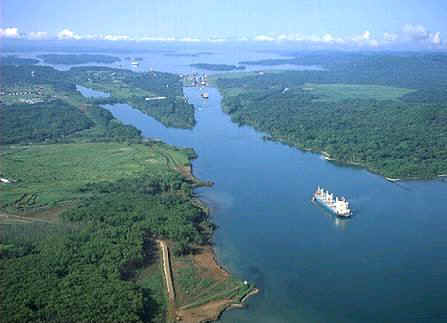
[158,240,175,301]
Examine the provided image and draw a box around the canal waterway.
[78,64,447,323]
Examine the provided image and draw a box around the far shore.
[262,134,440,182]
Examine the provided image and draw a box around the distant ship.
[201,92,209,99]
[312,186,352,217]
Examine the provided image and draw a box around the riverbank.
[263,133,439,181]
[173,245,258,323]
[76,78,254,322]
[151,151,258,322]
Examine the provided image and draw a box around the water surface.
[78,65,447,323]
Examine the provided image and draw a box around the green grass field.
[0,142,191,213]
[303,83,415,101]
[207,70,284,86]
[81,78,156,99]
[172,252,249,309]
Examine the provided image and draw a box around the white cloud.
[2,24,442,48]
[237,36,249,41]
[28,31,48,40]
[430,32,441,45]
[254,35,275,41]
[137,36,176,42]
[350,31,379,47]
[0,27,20,38]
[277,34,305,42]
[401,24,442,46]
[103,34,130,41]
[277,34,288,41]
[383,32,398,42]
[352,30,371,42]
[403,24,430,41]
[321,33,345,44]
[369,39,379,47]
[179,37,201,42]
[208,37,226,42]
[322,33,334,43]
[57,29,81,40]
[82,34,103,40]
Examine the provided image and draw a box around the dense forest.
[37,54,121,65]
[217,53,447,178]
[0,60,212,322]
[0,100,94,144]
[1,168,211,323]
[190,63,246,71]
[0,65,74,91]
[239,52,447,89]
[0,65,141,143]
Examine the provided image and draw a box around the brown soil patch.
[177,165,194,181]
[176,299,233,323]
[193,246,229,281]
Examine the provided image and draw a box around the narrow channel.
[79,85,447,323]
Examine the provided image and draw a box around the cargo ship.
[312,186,352,217]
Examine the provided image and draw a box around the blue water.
[75,85,110,98]
[77,51,447,322]
[6,48,322,73]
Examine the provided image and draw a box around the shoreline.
[212,288,260,322]
[263,133,441,182]
[175,159,259,323]
[174,244,259,323]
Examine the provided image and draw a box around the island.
[0,60,257,323]
[37,54,121,65]
[0,55,39,65]
[165,52,214,57]
[191,63,246,71]
[214,52,447,179]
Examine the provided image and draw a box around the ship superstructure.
[312,186,352,217]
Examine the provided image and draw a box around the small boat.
[131,60,140,66]
[201,93,209,99]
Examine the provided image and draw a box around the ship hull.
[312,196,351,217]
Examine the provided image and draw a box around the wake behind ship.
[312,186,352,217]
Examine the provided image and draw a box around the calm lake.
[77,50,447,322]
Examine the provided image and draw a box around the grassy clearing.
[207,70,284,86]
[304,83,415,101]
[81,78,155,99]
[0,142,192,213]
[172,251,247,309]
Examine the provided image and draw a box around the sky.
[1,0,446,49]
